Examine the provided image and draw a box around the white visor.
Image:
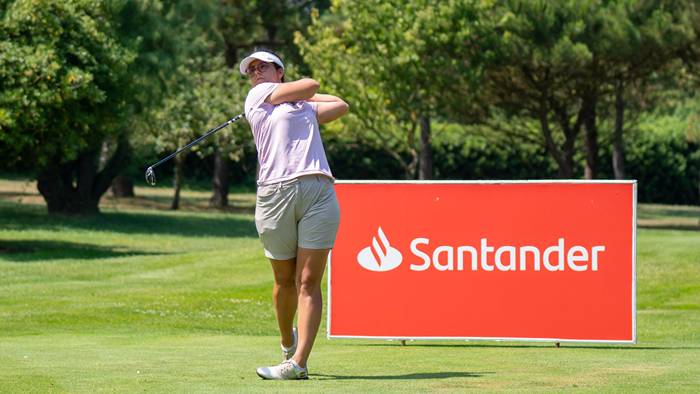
[239,51,285,75]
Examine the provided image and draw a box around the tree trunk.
[538,100,574,179]
[37,162,100,215]
[405,119,418,180]
[171,154,185,210]
[418,114,433,180]
[612,79,626,179]
[209,147,230,208]
[224,41,238,68]
[37,136,131,215]
[111,176,135,197]
[583,94,598,180]
[555,101,584,179]
[559,145,575,179]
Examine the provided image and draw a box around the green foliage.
[324,121,558,181]
[218,0,330,70]
[119,0,228,152]
[297,0,497,178]
[432,123,557,179]
[488,0,700,178]
[1,0,698,206]
[298,0,698,182]
[116,0,223,110]
[132,0,252,195]
[625,106,700,204]
[324,134,410,180]
[0,0,256,212]
[146,56,248,163]
[0,0,135,167]
[324,114,699,204]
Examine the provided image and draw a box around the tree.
[147,56,248,210]
[0,0,136,214]
[486,0,700,180]
[219,0,330,70]
[195,0,332,207]
[123,0,239,210]
[578,0,700,179]
[484,1,599,178]
[297,0,495,179]
[200,73,248,209]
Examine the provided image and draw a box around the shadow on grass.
[314,371,490,380]
[350,343,700,350]
[637,206,700,219]
[0,201,257,239]
[0,240,166,262]
[103,195,256,215]
[0,191,36,198]
[638,224,700,232]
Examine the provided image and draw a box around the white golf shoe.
[281,327,297,360]
[256,359,308,380]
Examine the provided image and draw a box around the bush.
[432,135,557,180]
[625,124,699,205]
[321,119,699,205]
[324,134,409,180]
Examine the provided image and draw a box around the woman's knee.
[272,270,296,289]
[271,259,296,288]
[296,275,322,296]
[274,274,296,289]
[295,248,329,295]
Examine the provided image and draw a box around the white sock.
[289,359,305,370]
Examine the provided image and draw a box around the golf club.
[145,113,245,186]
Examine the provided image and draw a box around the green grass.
[1,181,699,392]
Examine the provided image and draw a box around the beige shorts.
[255,174,341,260]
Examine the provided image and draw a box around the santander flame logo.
[357,227,403,272]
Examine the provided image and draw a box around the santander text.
[409,238,605,272]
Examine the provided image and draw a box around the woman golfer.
[239,49,348,380]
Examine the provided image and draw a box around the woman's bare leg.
[292,247,330,368]
[269,258,297,347]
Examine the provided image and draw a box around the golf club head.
[145,167,156,186]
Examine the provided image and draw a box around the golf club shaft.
[148,113,245,170]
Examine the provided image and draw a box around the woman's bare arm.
[306,93,343,103]
[309,94,349,124]
[266,78,320,105]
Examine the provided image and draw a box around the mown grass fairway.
[1,179,699,392]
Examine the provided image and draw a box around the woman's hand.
[308,94,349,124]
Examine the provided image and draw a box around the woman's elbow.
[339,100,349,115]
[302,78,320,96]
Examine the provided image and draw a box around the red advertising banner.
[328,181,636,343]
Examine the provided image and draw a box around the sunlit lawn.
[1,178,698,392]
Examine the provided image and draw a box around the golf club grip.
[149,113,245,170]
